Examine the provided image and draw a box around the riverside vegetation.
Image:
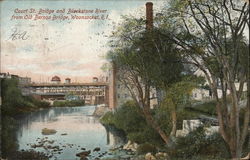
[100,100,249,160]
[52,99,85,107]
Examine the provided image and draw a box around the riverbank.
[52,99,85,107]
[99,101,235,160]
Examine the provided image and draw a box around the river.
[16,105,126,160]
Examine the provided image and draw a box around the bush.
[1,78,51,116]
[24,96,51,108]
[137,143,157,155]
[100,111,115,125]
[154,105,199,132]
[101,100,164,145]
[53,100,85,107]
[127,126,163,145]
[168,127,230,159]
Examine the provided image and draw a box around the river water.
[16,105,125,160]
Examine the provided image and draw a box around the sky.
[0,0,164,83]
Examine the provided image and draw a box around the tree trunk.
[143,107,170,144]
[228,136,237,159]
[170,108,177,137]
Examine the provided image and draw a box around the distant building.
[191,68,246,100]
[0,72,11,79]
[18,76,31,85]
[51,76,61,84]
[65,78,71,84]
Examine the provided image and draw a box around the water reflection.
[16,106,125,160]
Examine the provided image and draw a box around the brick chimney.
[146,2,153,30]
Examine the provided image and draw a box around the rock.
[145,153,156,160]
[80,156,88,160]
[61,133,67,136]
[42,128,57,135]
[81,148,86,150]
[47,140,55,144]
[76,150,91,157]
[123,140,138,152]
[31,143,43,148]
[155,152,168,159]
[93,147,101,152]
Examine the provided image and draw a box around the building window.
[124,94,128,98]
[117,94,120,99]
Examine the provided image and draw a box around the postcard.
[0,0,249,160]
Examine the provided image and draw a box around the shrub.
[100,111,115,125]
[168,127,230,159]
[101,100,165,145]
[127,126,163,145]
[53,100,85,107]
[137,143,157,155]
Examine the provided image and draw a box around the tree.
[163,76,205,136]
[158,0,249,158]
[107,15,187,145]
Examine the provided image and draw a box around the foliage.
[53,100,85,107]
[23,96,50,108]
[1,78,52,158]
[168,127,230,159]
[165,76,205,106]
[1,78,51,116]
[101,101,164,145]
[186,100,217,116]
[1,78,26,114]
[106,10,196,145]
[154,104,200,132]
[100,111,115,125]
[158,0,249,157]
[136,143,157,155]
[101,99,236,158]
[1,116,19,157]
[105,0,249,157]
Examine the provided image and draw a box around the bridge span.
[26,82,109,106]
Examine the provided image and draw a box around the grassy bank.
[52,100,85,107]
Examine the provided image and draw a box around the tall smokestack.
[146,2,153,30]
